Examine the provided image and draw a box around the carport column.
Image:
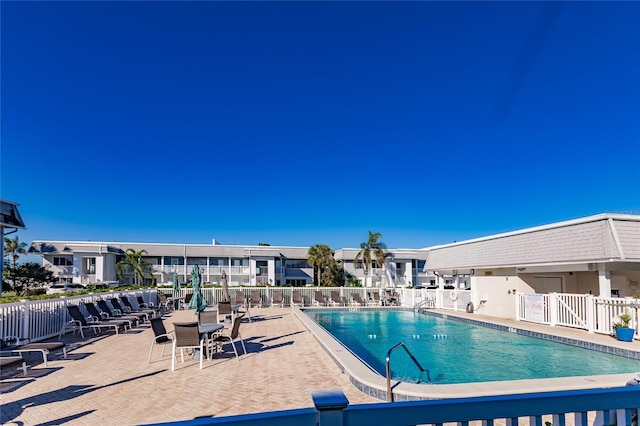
[598,266,611,298]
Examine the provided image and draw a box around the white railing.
[0,289,158,342]
[517,293,640,339]
[144,387,640,426]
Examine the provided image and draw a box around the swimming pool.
[305,309,639,385]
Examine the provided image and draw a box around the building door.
[534,276,563,293]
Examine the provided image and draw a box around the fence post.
[21,300,30,341]
[312,390,348,426]
[586,294,595,333]
[550,293,558,327]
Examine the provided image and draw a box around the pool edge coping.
[293,307,639,401]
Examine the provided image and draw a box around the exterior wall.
[103,254,117,282]
[72,255,82,284]
[474,275,526,318]
[95,256,105,283]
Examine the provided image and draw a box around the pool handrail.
[385,342,430,402]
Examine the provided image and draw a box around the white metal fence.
[517,292,639,339]
[0,289,158,342]
[4,287,637,343]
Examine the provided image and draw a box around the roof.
[424,213,640,270]
[28,241,310,259]
[0,199,26,229]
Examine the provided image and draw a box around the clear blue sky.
[2,1,639,252]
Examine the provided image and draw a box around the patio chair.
[181,293,193,310]
[0,355,28,377]
[197,309,222,348]
[233,290,246,308]
[147,317,174,364]
[313,291,327,306]
[84,302,132,331]
[291,290,305,307]
[249,290,262,309]
[157,293,171,312]
[217,301,232,323]
[108,298,148,323]
[0,337,67,368]
[350,293,366,306]
[271,290,285,308]
[96,300,140,328]
[171,322,207,371]
[329,291,345,306]
[210,316,246,361]
[119,296,156,319]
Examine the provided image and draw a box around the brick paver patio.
[0,307,379,425]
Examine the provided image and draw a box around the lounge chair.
[0,355,28,377]
[385,290,400,306]
[147,317,174,364]
[249,290,262,309]
[372,292,382,306]
[210,316,246,361]
[313,291,327,306]
[329,291,345,306]
[350,293,366,306]
[95,300,140,328]
[119,296,155,319]
[84,302,132,331]
[1,337,67,368]
[59,305,121,338]
[365,292,378,306]
[136,295,163,315]
[171,322,207,371]
[271,290,285,308]
[291,290,305,307]
[109,298,149,323]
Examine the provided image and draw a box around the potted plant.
[613,309,635,342]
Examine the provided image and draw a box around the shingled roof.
[424,214,640,271]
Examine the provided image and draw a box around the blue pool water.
[305,310,639,384]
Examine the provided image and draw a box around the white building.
[423,213,640,318]
[29,214,640,311]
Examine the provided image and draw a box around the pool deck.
[1,307,638,425]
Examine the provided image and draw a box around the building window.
[84,257,96,274]
[164,257,184,266]
[53,257,73,266]
[231,258,248,266]
[285,259,309,269]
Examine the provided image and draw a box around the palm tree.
[116,248,155,286]
[353,231,388,287]
[4,236,27,269]
[307,244,334,286]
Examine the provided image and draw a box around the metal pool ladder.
[385,342,431,402]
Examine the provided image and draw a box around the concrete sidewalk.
[0,307,379,425]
